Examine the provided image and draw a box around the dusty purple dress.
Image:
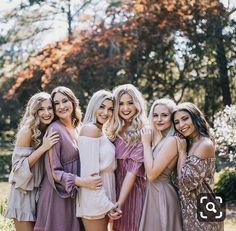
[34,120,81,231]
[113,137,146,231]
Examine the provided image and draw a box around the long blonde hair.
[17,92,52,148]
[108,84,147,144]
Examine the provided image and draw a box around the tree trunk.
[215,18,232,106]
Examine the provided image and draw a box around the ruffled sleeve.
[178,155,215,193]
[126,143,144,177]
[45,142,78,198]
[9,147,43,191]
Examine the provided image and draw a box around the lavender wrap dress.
[138,143,182,231]
[34,120,81,231]
[178,155,223,231]
[113,137,146,231]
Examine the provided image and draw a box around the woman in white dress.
[76,90,117,231]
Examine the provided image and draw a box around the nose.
[103,108,108,115]
[157,115,162,122]
[179,120,185,128]
[44,109,50,115]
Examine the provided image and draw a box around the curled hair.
[83,90,114,134]
[51,86,82,127]
[18,92,52,148]
[149,98,177,148]
[172,102,214,142]
[108,84,147,144]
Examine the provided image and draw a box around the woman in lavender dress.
[107,84,147,231]
[173,102,223,231]
[139,98,182,231]
[5,92,59,231]
[34,86,102,231]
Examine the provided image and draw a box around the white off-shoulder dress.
[5,147,43,221]
[76,135,116,219]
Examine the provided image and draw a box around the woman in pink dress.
[107,84,147,231]
[5,92,59,231]
[173,102,223,231]
[34,86,102,231]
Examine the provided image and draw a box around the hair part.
[172,102,214,142]
[83,90,114,131]
[51,86,82,127]
[108,84,147,144]
[18,92,52,148]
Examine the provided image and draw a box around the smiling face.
[152,104,172,134]
[53,92,74,120]
[173,110,198,138]
[37,99,54,125]
[96,99,114,126]
[118,93,137,123]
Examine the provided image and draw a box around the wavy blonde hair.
[17,92,52,148]
[51,86,82,127]
[107,84,147,144]
[149,98,177,149]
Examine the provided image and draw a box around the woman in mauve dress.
[173,102,224,231]
[107,84,147,231]
[138,98,183,231]
[76,90,116,231]
[5,92,59,231]
[34,86,103,231]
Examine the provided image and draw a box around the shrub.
[213,105,236,168]
[214,167,236,202]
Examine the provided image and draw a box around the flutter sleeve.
[126,143,145,177]
[178,155,214,192]
[9,147,43,191]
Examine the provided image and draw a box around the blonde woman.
[139,98,182,231]
[5,92,59,231]
[34,86,102,231]
[76,90,116,231]
[107,84,147,231]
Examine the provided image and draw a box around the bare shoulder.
[15,126,32,147]
[80,124,102,138]
[194,137,215,159]
[159,136,178,155]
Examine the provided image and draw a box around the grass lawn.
[0,182,235,231]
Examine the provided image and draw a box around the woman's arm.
[141,127,178,181]
[116,172,136,208]
[16,127,59,168]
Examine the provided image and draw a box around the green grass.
[0,181,235,231]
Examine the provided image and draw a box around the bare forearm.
[117,172,136,208]
[143,144,154,178]
[28,145,47,168]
